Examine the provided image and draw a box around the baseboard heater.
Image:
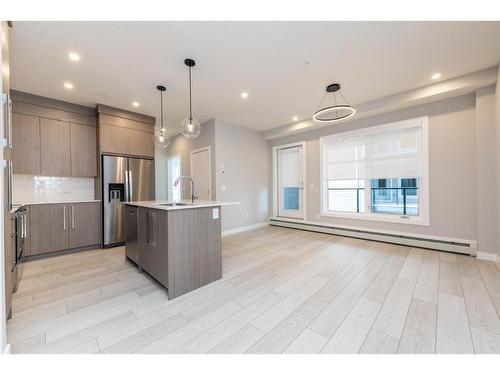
[269,218,476,256]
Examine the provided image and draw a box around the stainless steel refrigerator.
[102,155,155,247]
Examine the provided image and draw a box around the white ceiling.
[10,21,500,132]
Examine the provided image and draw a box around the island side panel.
[167,206,222,299]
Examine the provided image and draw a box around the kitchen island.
[124,200,236,299]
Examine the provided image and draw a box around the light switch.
[213,208,219,219]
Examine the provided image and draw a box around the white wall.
[214,120,269,231]
[495,66,500,257]
[475,86,497,255]
[269,93,493,250]
[165,120,216,200]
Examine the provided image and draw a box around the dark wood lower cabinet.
[68,202,100,248]
[29,203,69,256]
[28,202,100,257]
[137,207,169,288]
[125,206,139,263]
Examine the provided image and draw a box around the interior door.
[190,147,211,201]
[277,145,304,219]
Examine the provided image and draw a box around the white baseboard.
[3,343,11,354]
[222,222,268,236]
[476,251,498,262]
[269,218,476,256]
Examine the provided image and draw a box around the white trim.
[319,116,430,226]
[190,146,212,200]
[269,217,476,256]
[222,222,268,236]
[3,343,10,354]
[272,141,307,220]
[476,252,498,262]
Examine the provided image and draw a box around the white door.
[277,145,304,219]
[167,155,181,201]
[190,147,211,201]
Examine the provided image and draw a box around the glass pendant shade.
[154,128,170,149]
[154,84,170,149]
[181,58,201,139]
[180,117,201,139]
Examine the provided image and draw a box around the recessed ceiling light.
[240,92,248,99]
[292,116,298,121]
[68,52,80,62]
[132,101,140,107]
[63,82,74,90]
[431,72,442,80]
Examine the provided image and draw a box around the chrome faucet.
[174,175,197,203]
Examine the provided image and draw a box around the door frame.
[190,146,212,200]
[272,141,307,219]
[167,153,182,201]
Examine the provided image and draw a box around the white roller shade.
[322,118,424,180]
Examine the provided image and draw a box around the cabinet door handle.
[145,211,150,245]
[149,211,154,247]
[71,205,75,229]
[63,206,67,230]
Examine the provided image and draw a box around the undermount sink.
[159,202,192,207]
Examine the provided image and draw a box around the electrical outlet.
[213,208,219,219]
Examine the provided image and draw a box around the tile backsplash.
[13,174,95,204]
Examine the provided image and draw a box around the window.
[371,178,418,216]
[320,117,429,225]
[167,155,182,201]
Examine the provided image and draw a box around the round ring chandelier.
[313,83,355,122]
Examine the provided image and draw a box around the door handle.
[7,160,12,211]
[145,211,150,246]
[7,95,12,149]
[63,205,67,230]
[2,93,12,149]
[128,170,133,201]
[71,205,75,229]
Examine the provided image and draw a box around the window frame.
[319,116,430,226]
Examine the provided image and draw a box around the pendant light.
[313,83,355,122]
[180,58,201,139]
[153,85,170,149]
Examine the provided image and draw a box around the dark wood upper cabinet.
[129,129,154,158]
[68,202,100,248]
[12,113,41,175]
[40,118,71,176]
[70,123,97,177]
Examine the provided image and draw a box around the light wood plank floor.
[7,226,500,354]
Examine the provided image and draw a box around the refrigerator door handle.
[128,170,133,202]
[124,169,130,202]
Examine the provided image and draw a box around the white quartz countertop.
[125,200,239,211]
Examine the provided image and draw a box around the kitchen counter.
[125,200,238,211]
[124,201,236,299]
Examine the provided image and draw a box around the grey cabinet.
[137,207,169,288]
[12,113,40,175]
[40,118,71,176]
[68,202,100,248]
[29,203,69,256]
[70,123,97,177]
[29,202,100,257]
[125,205,139,263]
